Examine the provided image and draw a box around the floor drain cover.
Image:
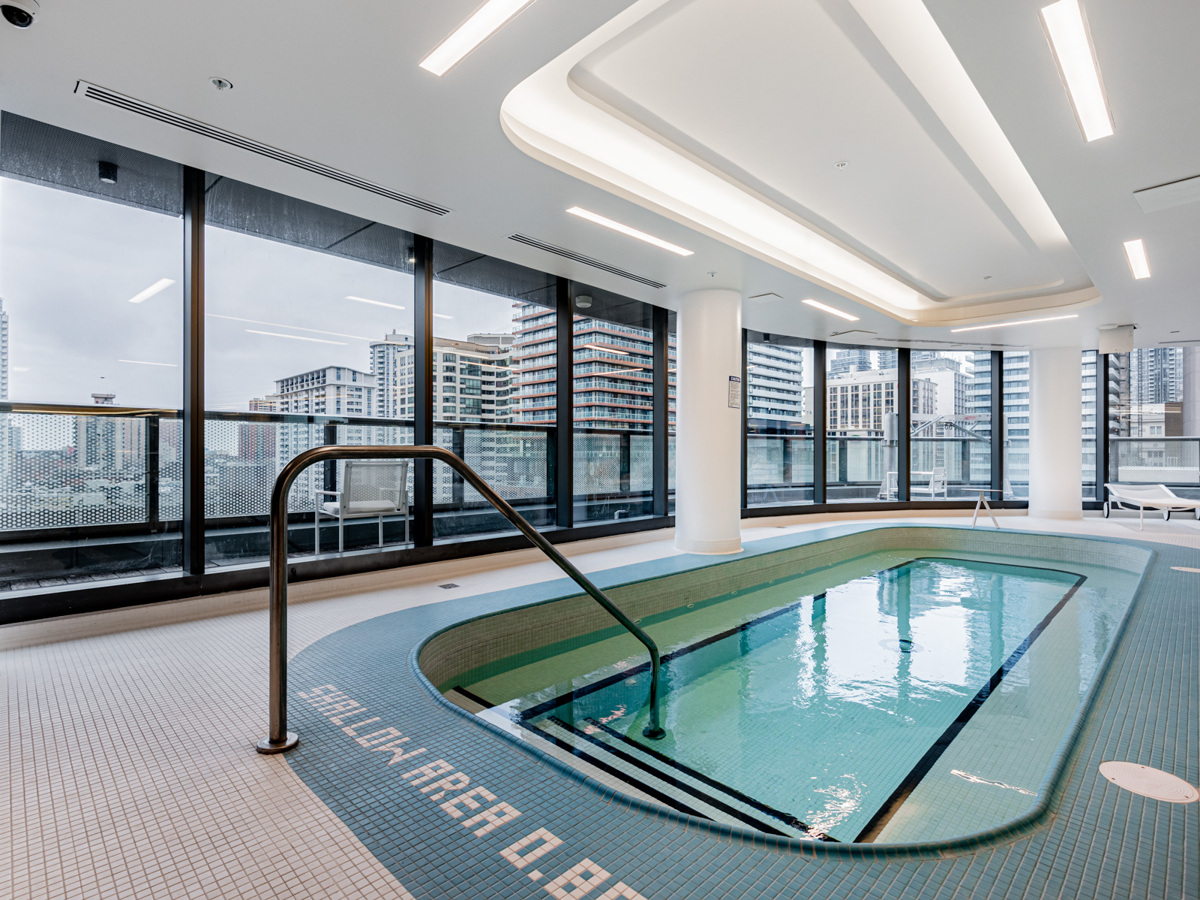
[1099,762,1199,803]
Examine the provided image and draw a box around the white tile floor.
[2,510,1197,900]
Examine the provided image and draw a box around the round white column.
[674,289,743,554]
[1028,345,1083,520]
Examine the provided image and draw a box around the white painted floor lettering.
[301,685,652,899]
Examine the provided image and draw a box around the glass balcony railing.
[1109,436,1200,498]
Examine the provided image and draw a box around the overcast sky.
[0,176,515,413]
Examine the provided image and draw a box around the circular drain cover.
[1099,762,1199,803]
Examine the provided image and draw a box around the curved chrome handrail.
[256,444,665,753]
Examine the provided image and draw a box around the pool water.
[451,551,1138,843]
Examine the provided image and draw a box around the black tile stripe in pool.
[452,685,715,821]
[853,573,1088,842]
[540,716,795,838]
[581,718,833,841]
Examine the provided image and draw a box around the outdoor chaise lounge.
[1104,483,1200,529]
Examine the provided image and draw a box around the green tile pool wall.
[282,524,1197,898]
[418,527,1151,697]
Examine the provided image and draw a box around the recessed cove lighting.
[346,295,406,311]
[567,207,693,256]
[127,278,175,304]
[419,0,536,77]
[1123,239,1151,279]
[1041,0,1113,141]
[802,298,860,322]
[951,314,1079,333]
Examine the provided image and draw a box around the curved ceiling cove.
[501,0,1099,326]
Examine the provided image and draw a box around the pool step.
[528,716,819,840]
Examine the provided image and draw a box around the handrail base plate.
[256,733,299,754]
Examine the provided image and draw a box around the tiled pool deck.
[2,514,1197,899]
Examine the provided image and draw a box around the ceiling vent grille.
[74,81,449,216]
[508,234,666,289]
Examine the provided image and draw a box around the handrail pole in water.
[256,444,665,754]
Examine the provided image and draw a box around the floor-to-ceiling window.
[431,242,556,540]
[1107,346,1200,499]
[909,350,992,500]
[1082,350,1099,501]
[746,332,814,506]
[1002,352,1030,499]
[826,344,898,502]
[572,286,656,522]
[0,113,184,590]
[204,176,414,562]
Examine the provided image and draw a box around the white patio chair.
[1104,483,1200,530]
[910,466,948,499]
[315,459,410,553]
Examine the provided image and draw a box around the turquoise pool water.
[451,550,1140,844]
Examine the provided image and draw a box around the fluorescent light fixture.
[209,314,372,342]
[118,359,178,367]
[346,295,406,311]
[245,330,347,346]
[802,298,860,322]
[1041,0,1113,141]
[433,313,454,320]
[128,278,175,304]
[583,343,629,355]
[1123,239,1151,279]
[420,0,536,77]
[566,206,693,256]
[951,314,1079,333]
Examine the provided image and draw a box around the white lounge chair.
[316,459,410,553]
[1104,483,1200,529]
[910,466,948,500]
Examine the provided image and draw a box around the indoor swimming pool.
[428,535,1148,845]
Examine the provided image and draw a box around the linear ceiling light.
[209,314,372,342]
[951,314,1079,333]
[583,343,629,355]
[433,313,454,320]
[245,329,347,346]
[1041,0,1113,141]
[128,278,175,304]
[420,0,536,77]
[802,298,860,322]
[567,206,693,256]
[346,295,406,310]
[118,359,178,367]
[1123,239,1151,279]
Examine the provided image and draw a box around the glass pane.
[746,333,813,506]
[572,285,654,523]
[826,345,897,502]
[667,311,677,515]
[1082,350,1098,501]
[1107,347,1200,499]
[432,242,555,540]
[1002,352,1030,500]
[0,113,184,590]
[909,350,992,500]
[204,176,414,563]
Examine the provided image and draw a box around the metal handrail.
[256,444,666,754]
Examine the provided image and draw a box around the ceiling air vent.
[508,234,666,289]
[74,81,449,216]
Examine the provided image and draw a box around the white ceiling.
[0,0,1195,349]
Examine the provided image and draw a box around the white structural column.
[674,289,743,554]
[1028,345,1083,519]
